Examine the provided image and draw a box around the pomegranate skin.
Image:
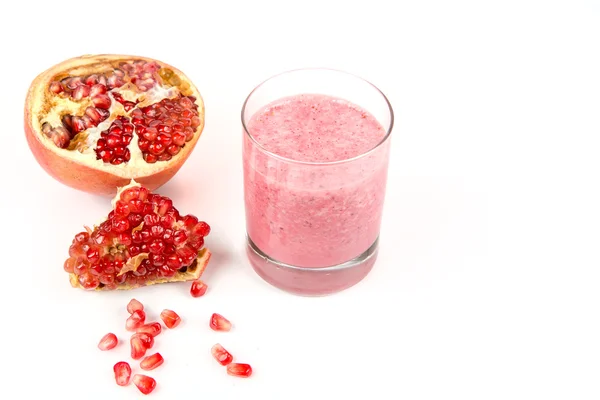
[24,54,206,196]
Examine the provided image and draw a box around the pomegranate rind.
[68,247,211,291]
[24,54,206,196]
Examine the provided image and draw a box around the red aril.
[25,55,206,195]
[210,313,232,332]
[130,333,153,360]
[137,322,162,337]
[140,352,164,371]
[126,310,146,331]
[132,332,154,350]
[133,374,156,395]
[211,343,233,366]
[227,363,253,378]
[64,181,212,291]
[127,298,144,314]
[113,361,132,386]
[160,309,181,329]
[190,280,208,297]
[98,332,118,351]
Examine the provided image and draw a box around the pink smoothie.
[243,93,390,273]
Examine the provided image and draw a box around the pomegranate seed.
[113,361,131,386]
[127,298,144,314]
[210,313,232,332]
[198,221,212,237]
[71,117,86,133]
[190,280,208,297]
[211,344,233,366]
[227,363,253,378]
[133,374,156,395]
[85,74,99,85]
[137,322,162,337]
[160,309,181,329]
[131,335,148,360]
[78,272,99,290]
[90,83,107,97]
[72,84,91,100]
[126,310,146,331]
[132,332,154,349]
[98,333,118,351]
[92,94,111,109]
[49,81,63,94]
[140,352,164,371]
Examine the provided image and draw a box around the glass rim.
[241,67,394,166]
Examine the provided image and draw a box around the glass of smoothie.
[242,68,393,296]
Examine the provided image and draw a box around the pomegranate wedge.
[65,181,211,291]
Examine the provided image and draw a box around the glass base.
[246,236,379,296]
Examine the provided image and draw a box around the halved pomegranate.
[24,54,206,195]
[64,180,211,290]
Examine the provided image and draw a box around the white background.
[1,0,599,398]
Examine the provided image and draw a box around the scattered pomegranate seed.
[113,361,132,386]
[97,332,118,351]
[132,332,154,349]
[126,309,146,331]
[137,322,162,337]
[140,352,164,371]
[227,363,253,378]
[130,334,148,360]
[160,309,181,329]
[210,313,232,332]
[133,374,156,395]
[211,344,233,366]
[190,280,208,297]
[127,298,144,314]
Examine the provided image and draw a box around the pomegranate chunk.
[137,322,162,337]
[160,309,181,329]
[210,313,232,332]
[126,310,146,331]
[140,352,164,371]
[98,332,118,351]
[211,343,233,366]
[64,182,211,291]
[227,363,253,378]
[190,280,208,297]
[133,374,156,395]
[127,298,144,314]
[113,361,132,386]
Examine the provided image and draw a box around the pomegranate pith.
[137,322,162,337]
[65,181,211,291]
[133,374,156,395]
[98,333,118,351]
[160,309,181,329]
[227,363,253,378]
[113,361,132,386]
[210,313,232,332]
[140,352,164,371]
[127,298,144,314]
[211,343,233,366]
[190,280,208,297]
